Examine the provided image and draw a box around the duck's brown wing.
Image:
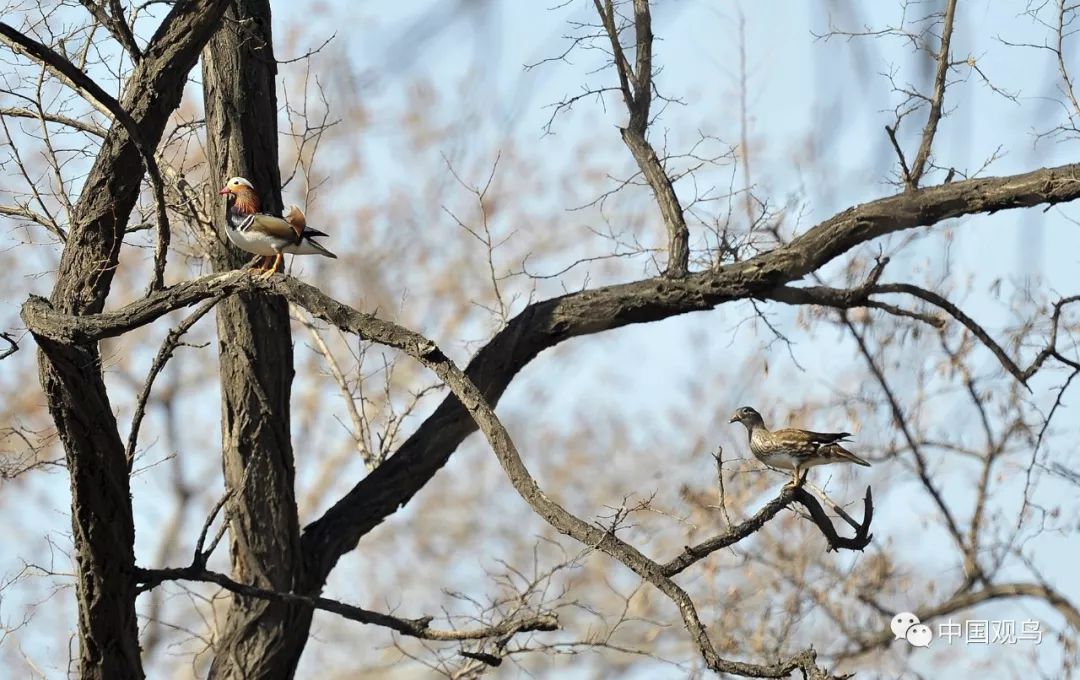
[818,443,871,466]
[773,427,851,445]
[245,214,300,242]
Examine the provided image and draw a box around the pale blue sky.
[2,1,1078,677]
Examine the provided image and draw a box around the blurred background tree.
[1,0,1078,678]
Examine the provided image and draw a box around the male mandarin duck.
[218,176,337,278]
[729,406,871,486]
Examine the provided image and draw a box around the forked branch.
[593,0,690,277]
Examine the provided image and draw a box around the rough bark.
[201,1,308,677]
[23,2,230,678]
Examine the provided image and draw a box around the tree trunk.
[26,3,231,677]
[202,1,310,676]
[38,339,143,679]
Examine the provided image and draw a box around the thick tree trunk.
[202,2,310,676]
[38,340,142,679]
[25,3,230,677]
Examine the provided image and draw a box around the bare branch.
[874,285,1080,384]
[662,486,797,576]
[78,0,142,64]
[768,264,1080,390]
[19,163,1080,610]
[290,305,381,471]
[842,312,977,583]
[0,106,106,136]
[884,124,912,185]
[593,0,690,277]
[135,565,559,642]
[125,292,226,464]
[765,257,945,329]
[663,484,872,577]
[31,265,850,676]
[791,486,874,553]
[0,21,171,290]
[0,332,18,360]
[908,0,958,187]
[0,115,67,240]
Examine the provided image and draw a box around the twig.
[802,479,864,535]
[134,565,558,642]
[884,124,912,186]
[842,311,977,581]
[193,489,235,567]
[0,332,18,360]
[125,293,227,465]
[0,22,172,291]
[290,304,379,470]
[662,486,799,576]
[712,446,733,529]
[1018,366,1080,530]
[0,106,107,136]
[908,0,958,186]
[77,0,141,63]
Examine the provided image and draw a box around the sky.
[283,0,1080,675]
[2,0,1079,677]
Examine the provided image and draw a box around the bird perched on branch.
[218,176,337,278]
[729,406,871,486]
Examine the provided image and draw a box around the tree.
[1,0,1078,678]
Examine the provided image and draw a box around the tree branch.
[0,21,171,290]
[908,0,958,187]
[0,106,107,136]
[791,486,874,552]
[125,292,226,465]
[20,161,1080,597]
[873,282,1028,381]
[78,0,142,64]
[884,124,912,185]
[594,0,690,277]
[662,487,799,576]
[764,256,942,328]
[0,332,18,360]
[23,164,1080,344]
[28,268,857,678]
[662,484,873,577]
[134,565,559,642]
[768,268,1080,389]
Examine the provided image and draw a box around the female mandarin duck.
[729,406,871,486]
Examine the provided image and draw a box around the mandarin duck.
[729,406,871,486]
[218,176,337,278]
